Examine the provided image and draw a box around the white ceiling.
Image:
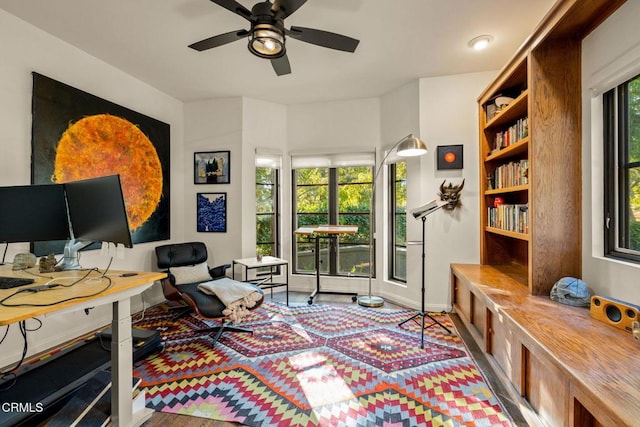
[0,0,556,105]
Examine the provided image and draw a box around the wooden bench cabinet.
[451,264,640,427]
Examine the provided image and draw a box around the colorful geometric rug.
[133,301,513,426]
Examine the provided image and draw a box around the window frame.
[603,73,640,263]
[292,166,373,278]
[255,165,281,272]
[388,161,407,282]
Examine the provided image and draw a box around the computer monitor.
[57,175,133,270]
[0,184,70,244]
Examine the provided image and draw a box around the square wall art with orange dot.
[436,145,463,170]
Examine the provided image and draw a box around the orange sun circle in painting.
[53,114,162,231]
[444,152,457,163]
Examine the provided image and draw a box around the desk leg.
[111,299,133,426]
[111,298,153,427]
[308,236,321,305]
[285,263,289,306]
[307,235,357,305]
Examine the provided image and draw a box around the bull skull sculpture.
[439,179,465,210]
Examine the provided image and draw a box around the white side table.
[232,256,289,306]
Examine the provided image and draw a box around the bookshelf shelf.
[484,89,528,129]
[485,137,529,162]
[485,227,529,241]
[485,184,528,195]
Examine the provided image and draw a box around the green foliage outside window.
[294,166,372,276]
[627,77,640,250]
[391,161,407,281]
[338,166,372,244]
[256,167,278,257]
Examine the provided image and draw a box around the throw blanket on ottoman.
[198,278,262,323]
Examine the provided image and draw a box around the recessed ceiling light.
[468,35,493,51]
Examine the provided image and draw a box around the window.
[292,164,372,277]
[604,73,640,263]
[256,151,281,262]
[389,161,407,281]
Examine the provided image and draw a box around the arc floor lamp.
[357,134,428,308]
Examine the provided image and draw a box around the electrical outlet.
[633,321,640,341]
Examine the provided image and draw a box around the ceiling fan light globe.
[248,25,285,58]
[263,38,276,51]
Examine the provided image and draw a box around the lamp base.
[358,295,384,308]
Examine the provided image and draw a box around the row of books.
[491,159,529,189]
[492,117,528,152]
[488,203,529,234]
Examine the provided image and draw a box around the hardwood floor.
[143,290,527,426]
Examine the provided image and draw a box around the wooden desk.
[294,225,359,305]
[0,266,166,426]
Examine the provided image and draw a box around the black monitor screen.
[0,184,70,243]
[64,175,133,248]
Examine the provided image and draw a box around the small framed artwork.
[197,192,227,232]
[437,145,464,170]
[194,151,230,184]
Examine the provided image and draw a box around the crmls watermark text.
[1,402,44,413]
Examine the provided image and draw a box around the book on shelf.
[488,203,529,234]
[491,159,529,189]
[492,116,528,151]
[486,103,497,121]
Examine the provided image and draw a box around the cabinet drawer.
[523,345,569,427]
[488,310,521,388]
[452,276,471,321]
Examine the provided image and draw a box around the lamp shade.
[397,134,428,157]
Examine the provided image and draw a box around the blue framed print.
[197,192,227,232]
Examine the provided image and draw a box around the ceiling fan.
[188,0,360,76]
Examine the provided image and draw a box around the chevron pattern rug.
[133,301,513,426]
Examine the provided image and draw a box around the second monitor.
[58,175,133,270]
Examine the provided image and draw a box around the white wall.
[582,0,640,306]
[183,97,243,265]
[282,75,493,312]
[241,98,287,259]
[379,81,422,303]
[286,98,381,294]
[416,71,496,311]
[0,10,184,368]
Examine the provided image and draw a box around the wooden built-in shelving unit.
[452,0,634,426]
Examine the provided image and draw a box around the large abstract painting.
[31,73,170,255]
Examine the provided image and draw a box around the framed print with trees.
[194,151,230,184]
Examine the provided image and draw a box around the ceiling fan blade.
[272,0,307,18]
[271,54,291,76]
[287,26,359,52]
[189,29,249,51]
[209,0,252,20]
